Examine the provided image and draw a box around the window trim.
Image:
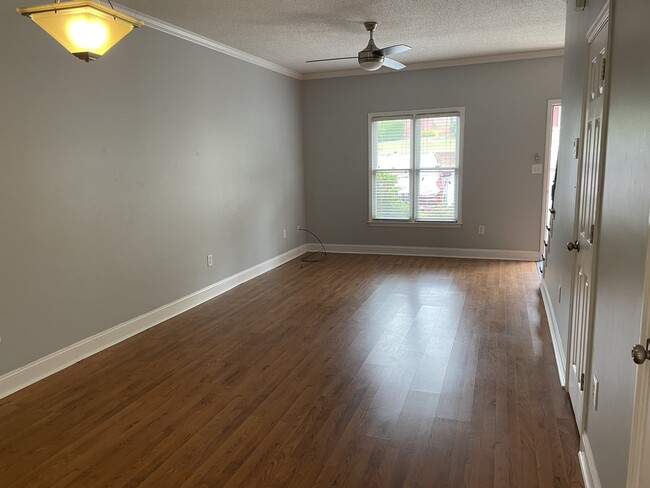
[367,107,465,226]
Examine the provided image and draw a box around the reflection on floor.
[0,254,583,487]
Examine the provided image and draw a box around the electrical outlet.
[207,254,213,267]
[592,375,599,409]
[532,164,543,174]
[478,225,485,235]
[283,229,287,239]
[297,225,301,234]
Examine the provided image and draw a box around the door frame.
[565,1,612,433]
[539,99,562,258]
[626,210,650,487]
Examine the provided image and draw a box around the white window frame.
[367,107,465,227]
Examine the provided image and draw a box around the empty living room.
[1,1,649,487]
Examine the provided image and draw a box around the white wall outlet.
[283,229,287,239]
[297,225,301,234]
[532,163,543,174]
[478,225,485,235]
[207,254,213,267]
[592,374,599,409]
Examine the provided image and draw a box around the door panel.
[567,23,608,431]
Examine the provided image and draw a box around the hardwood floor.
[0,254,583,487]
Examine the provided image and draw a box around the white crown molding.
[307,243,539,261]
[579,433,603,488]
[113,3,562,81]
[302,49,565,80]
[540,279,567,387]
[0,244,307,400]
[113,3,302,80]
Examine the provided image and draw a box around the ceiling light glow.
[17,1,143,62]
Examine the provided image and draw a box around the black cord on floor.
[298,228,327,263]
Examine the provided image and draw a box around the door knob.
[631,341,650,365]
[567,240,580,252]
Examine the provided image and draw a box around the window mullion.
[411,117,418,222]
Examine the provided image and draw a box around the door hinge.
[589,224,595,242]
[579,372,585,391]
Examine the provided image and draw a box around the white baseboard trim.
[308,243,539,261]
[540,279,567,387]
[579,433,603,488]
[0,245,308,401]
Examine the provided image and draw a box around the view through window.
[370,109,463,223]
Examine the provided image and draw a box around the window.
[369,108,464,225]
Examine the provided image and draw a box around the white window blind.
[370,109,463,224]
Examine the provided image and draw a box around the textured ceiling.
[118,0,566,75]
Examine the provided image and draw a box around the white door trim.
[587,1,611,43]
[539,99,562,257]
[626,211,650,488]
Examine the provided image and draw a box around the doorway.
[540,100,562,276]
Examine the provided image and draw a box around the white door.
[626,213,650,488]
[567,21,609,431]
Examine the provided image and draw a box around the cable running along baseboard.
[298,228,327,262]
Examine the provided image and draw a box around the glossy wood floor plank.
[0,255,582,487]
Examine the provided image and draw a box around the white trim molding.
[113,3,302,80]
[302,49,565,80]
[308,243,539,261]
[579,434,603,488]
[540,279,567,387]
[586,1,610,43]
[112,2,563,82]
[0,245,307,400]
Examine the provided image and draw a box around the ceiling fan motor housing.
[358,50,384,71]
[358,28,383,71]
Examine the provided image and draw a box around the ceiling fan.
[306,22,412,71]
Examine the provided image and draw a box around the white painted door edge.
[626,210,650,488]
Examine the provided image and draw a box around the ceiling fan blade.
[306,56,357,63]
[375,44,411,57]
[383,57,406,70]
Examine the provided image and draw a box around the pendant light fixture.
[17,0,143,62]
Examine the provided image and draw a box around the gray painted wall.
[544,1,650,486]
[302,57,563,252]
[0,7,305,375]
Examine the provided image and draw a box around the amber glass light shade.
[17,1,143,61]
